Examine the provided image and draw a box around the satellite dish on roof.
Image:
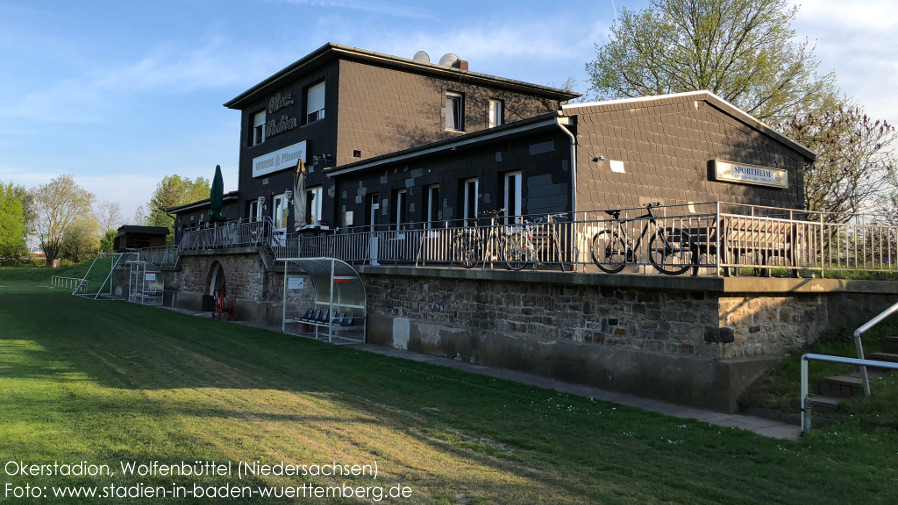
[413,51,430,63]
[438,52,459,67]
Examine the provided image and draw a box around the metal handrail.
[801,353,898,434]
[852,300,898,396]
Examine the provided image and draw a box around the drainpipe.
[556,114,577,214]
[557,114,578,266]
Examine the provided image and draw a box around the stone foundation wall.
[167,252,898,412]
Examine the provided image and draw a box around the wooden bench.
[722,216,797,276]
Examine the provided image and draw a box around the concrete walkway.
[349,343,801,441]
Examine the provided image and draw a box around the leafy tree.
[31,174,95,266]
[60,217,100,263]
[99,228,117,254]
[0,182,29,263]
[147,175,210,241]
[783,107,897,221]
[586,0,839,124]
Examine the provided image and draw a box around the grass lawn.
[2,267,898,504]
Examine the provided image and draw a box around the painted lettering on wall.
[253,140,307,178]
[265,92,297,138]
[268,92,294,114]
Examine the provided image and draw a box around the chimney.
[454,60,468,71]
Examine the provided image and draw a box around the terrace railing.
[172,203,898,277]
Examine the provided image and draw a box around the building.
[165,43,841,412]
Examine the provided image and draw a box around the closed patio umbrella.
[293,159,308,228]
[209,164,224,221]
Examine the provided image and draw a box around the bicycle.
[452,208,507,268]
[504,213,570,271]
[590,202,693,275]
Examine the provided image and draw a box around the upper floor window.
[445,91,464,131]
[488,99,504,128]
[306,81,325,124]
[252,110,266,145]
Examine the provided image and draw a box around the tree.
[31,175,95,266]
[147,175,210,241]
[782,106,897,221]
[60,217,100,263]
[0,182,29,263]
[586,0,839,124]
[99,229,117,254]
[95,200,123,234]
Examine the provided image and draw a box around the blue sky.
[1,0,895,223]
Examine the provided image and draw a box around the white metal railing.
[801,353,898,434]
[179,218,274,253]
[51,275,88,293]
[170,203,898,277]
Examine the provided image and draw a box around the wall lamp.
[592,156,605,162]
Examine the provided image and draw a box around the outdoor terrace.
[172,202,898,279]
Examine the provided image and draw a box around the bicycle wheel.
[648,228,692,275]
[504,232,529,271]
[453,233,480,268]
[591,230,627,274]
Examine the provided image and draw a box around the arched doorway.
[207,261,227,296]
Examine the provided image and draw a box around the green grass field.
[2,267,898,504]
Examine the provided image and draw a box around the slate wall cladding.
[569,95,810,212]
[335,59,564,168]
[335,129,571,226]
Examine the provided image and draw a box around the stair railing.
[801,354,898,435]
[853,300,898,396]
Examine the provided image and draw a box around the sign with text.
[287,276,305,290]
[253,140,306,178]
[713,160,788,189]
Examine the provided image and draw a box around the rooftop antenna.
[413,51,430,64]
[438,52,459,67]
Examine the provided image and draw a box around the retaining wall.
[167,252,898,412]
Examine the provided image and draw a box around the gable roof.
[224,42,579,110]
[562,91,815,161]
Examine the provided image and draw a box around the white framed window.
[252,110,266,145]
[463,178,478,226]
[504,171,522,225]
[306,81,325,123]
[445,91,464,131]
[394,189,408,232]
[306,186,323,225]
[273,194,288,231]
[425,184,439,227]
[489,99,504,128]
[248,199,263,222]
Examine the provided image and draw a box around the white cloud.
[793,0,898,122]
[0,35,292,123]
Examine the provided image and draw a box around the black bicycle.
[590,203,693,275]
[453,208,507,268]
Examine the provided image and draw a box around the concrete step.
[808,395,842,413]
[866,352,898,372]
[819,375,867,399]
[881,336,898,354]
